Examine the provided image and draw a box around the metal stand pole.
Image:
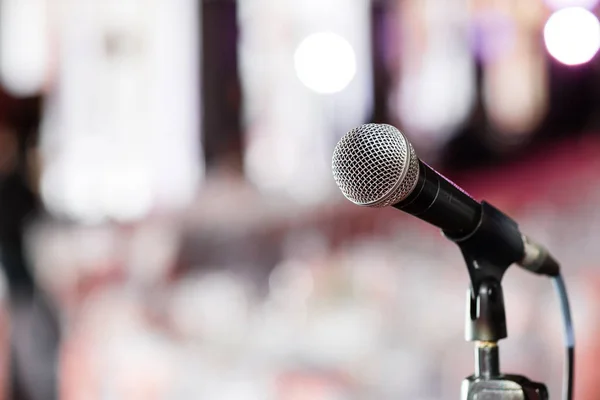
[461,280,548,400]
[438,203,554,399]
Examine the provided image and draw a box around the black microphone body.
[394,161,481,238]
[396,160,559,278]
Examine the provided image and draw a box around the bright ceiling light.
[294,32,356,94]
[544,7,600,66]
[0,0,48,96]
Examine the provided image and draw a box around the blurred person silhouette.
[0,89,60,400]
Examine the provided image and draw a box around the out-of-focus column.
[238,0,372,205]
[40,0,202,224]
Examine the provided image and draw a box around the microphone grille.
[332,124,420,207]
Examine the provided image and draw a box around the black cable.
[552,274,574,400]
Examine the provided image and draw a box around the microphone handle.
[395,161,560,277]
[394,161,481,237]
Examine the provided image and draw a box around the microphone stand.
[461,279,547,400]
[445,202,549,400]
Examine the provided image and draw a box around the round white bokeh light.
[294,32,357,94]
[544,7,600,66]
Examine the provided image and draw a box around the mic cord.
[552,274,574,400]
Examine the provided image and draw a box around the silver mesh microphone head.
[332,123,420,207]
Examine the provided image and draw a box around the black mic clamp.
[443,202,549,400]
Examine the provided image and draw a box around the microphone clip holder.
[444,202,549,400]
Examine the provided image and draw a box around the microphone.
[332,123,559,277]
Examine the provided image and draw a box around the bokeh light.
[0,0,48,96]
[294,32,357,94]
[544,7,600,66]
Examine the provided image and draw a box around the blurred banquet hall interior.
[1,0,600,399]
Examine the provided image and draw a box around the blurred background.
[0,0,599,399]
